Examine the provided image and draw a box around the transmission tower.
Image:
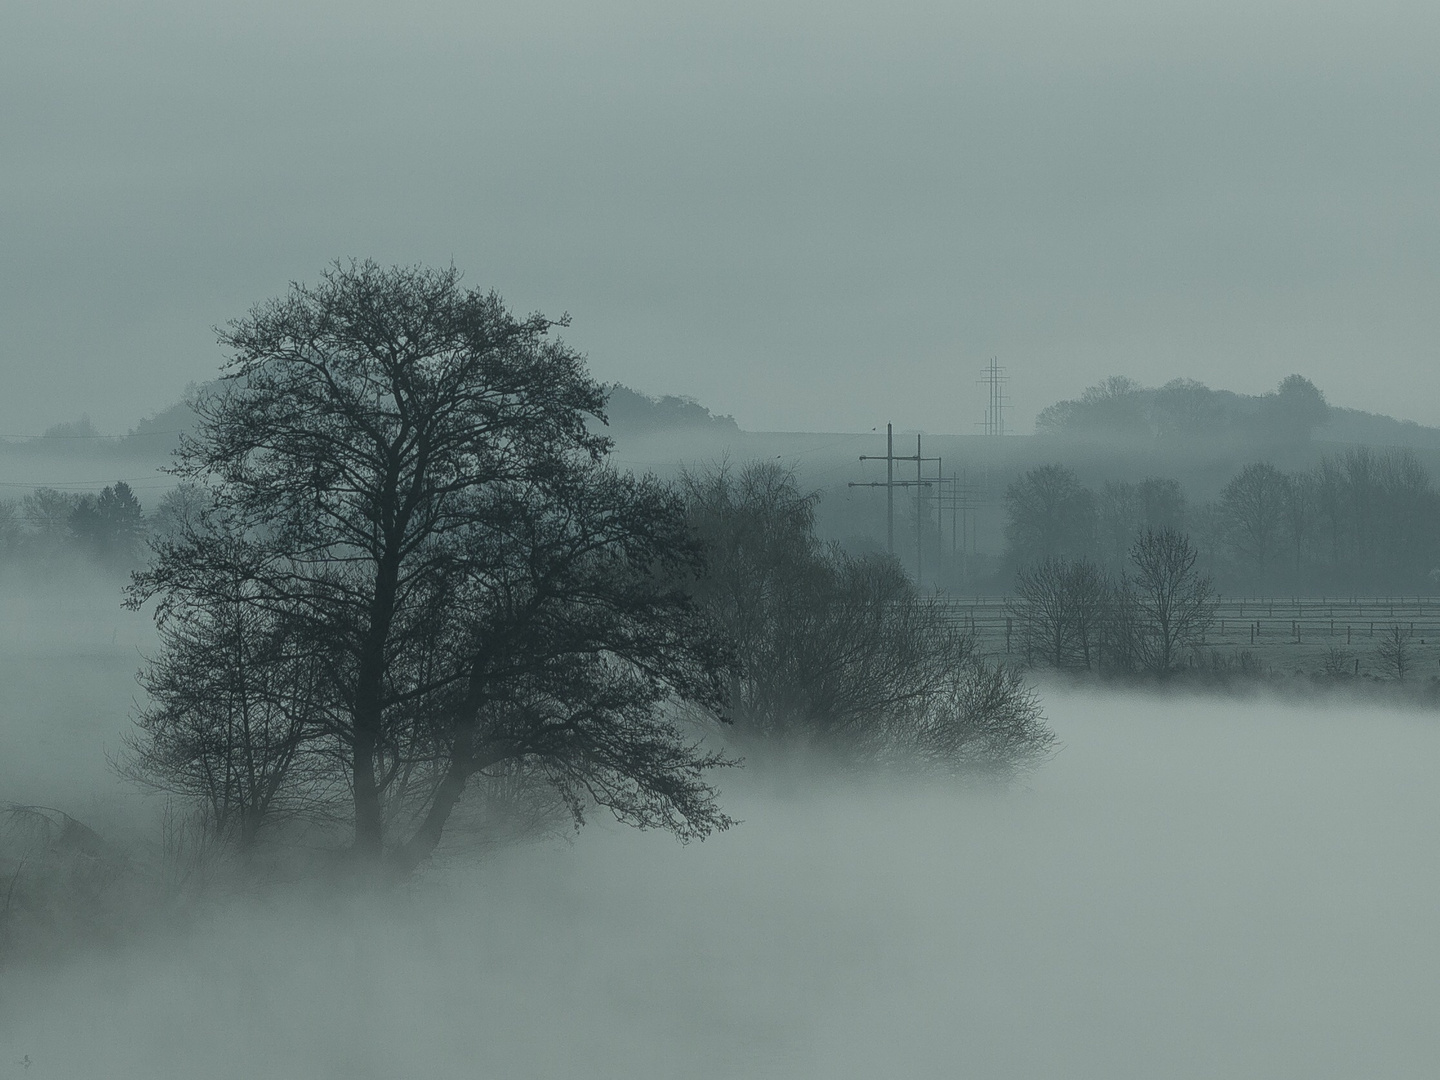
[977,358,1009,437]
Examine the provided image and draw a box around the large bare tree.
[130,261,733,869]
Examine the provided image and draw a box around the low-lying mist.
[5,655,1440,1077]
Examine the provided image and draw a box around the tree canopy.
[129,261,733,870]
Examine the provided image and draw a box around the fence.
[933,596,1440,652]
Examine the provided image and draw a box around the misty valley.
[3,265,1440,1079]
[3,575,1438,1077]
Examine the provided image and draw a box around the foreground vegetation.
[0,262,1051,962]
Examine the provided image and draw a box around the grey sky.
[3,0,1436,435]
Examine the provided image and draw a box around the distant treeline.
[1036,373,1440,451]
[1005,445,1440,595]
[597,384,740,434]
[0,482,201,569]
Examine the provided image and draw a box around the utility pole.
[854,423,895,555]
[850,425,938,583]
[915,434,923,584]
[887,424,893,555]
[933,467,983,590]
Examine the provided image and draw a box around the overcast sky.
[3,0,1437,435]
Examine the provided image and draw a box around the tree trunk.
[352,547,402,857]
[392,732,518,875]
[352,726,384,855]
[392,746,472,876]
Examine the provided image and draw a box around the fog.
[7,0,1439,1066]
[4,560,1439,1078]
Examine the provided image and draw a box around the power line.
[0,430,184,440]
[0,477,173,490]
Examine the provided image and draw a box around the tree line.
[1005,451,1440,596]
[0,482,150,567]
[1010,529,1216,675]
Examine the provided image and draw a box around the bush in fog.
[0,805,140,962]
[0,499,20,557]
[892,661,1052,773]
[1321,646,1355,679]
[128,261,734,874]
[683,461,1051,771]
[1374,626,1413,682]
[126,562,337,846]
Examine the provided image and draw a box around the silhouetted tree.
[1097,477,1186,573]
[127,561,331,846]
[22,488,81,548]
[1129,529,1214,673]
[70,481,145,565]
[1375,625,1412,682]
[1004,465,1095,569]
[682,461,1051,768]
[1011,557,1108,671]
[685,461,949,741]
[1218,462,1288,578]
[131,261,733,870]
[1263,375,1329,443]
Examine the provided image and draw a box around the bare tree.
[1129,529,1215,674]
[1011,557,1109,671]
[1004,465,1096,569]
[899,662,1052,775]
[1012,558,1072,670]
[1321,646,1354,679]
[1281,469,1317,576]
[1374,625,1412,681]
[131,261,734,871]
[1219,462,1288,578]
[22,488,81,549]
[126,567,334,846]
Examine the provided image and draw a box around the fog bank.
[3,690,1438,1078]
